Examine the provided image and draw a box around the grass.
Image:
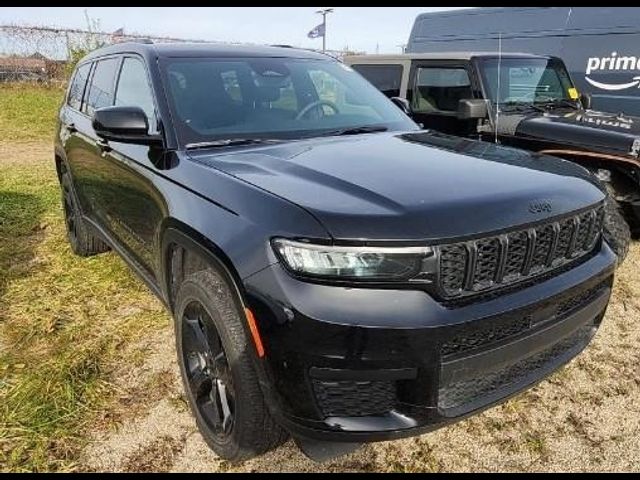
[0,85,170,471]
[0,84,64,142]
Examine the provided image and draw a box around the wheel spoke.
[217,380,233,433]
[200,384,223,429]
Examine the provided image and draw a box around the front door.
[407,62,478,136]
[94,55,167,279]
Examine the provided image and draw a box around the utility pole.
[316,8,333,52]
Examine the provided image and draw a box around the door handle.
[65,123,77,133]
[96,139,112,153]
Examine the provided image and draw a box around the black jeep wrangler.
[56,43,615,461]
[345,52,636,261]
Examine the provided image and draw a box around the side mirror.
[580,93,592,110]
[458,99,488,120]
[92,106,162,145]
[390,96,412,116]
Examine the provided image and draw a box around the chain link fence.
[0,24,213,85]
[0,24,361,86]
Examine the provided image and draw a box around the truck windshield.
[479,58,577,109]
[161,57,418,145]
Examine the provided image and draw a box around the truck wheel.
[602,185,631,265]
[60,170,110,257]
[174,269,288,461]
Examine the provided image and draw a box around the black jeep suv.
[56,43,615,461]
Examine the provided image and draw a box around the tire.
[174,269,288,461]
[602,184,631,265]
[59,169,110,257]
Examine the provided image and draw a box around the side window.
[67,62,91,111]
[412,67,471,113]
[84,57,120,116]
[115,57,157,131]
[351,64,403,98]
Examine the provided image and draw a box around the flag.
[307,23,325,39]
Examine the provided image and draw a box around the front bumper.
[243,243,616,442]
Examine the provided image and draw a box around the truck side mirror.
[458,99,488,120]
[390,96,412,116]
[580,93,592,110]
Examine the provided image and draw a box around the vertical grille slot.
[472,238,501,291]
[553,217,575,265]
[440,244,468,296]
[574,210,594,253]
[530,224,555,274]
[503,230,529,281]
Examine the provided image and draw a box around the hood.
[514,109,640,158]
[189,131,605,242]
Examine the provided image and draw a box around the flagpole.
[316,8,333,52]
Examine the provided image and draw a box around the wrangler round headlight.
[272,239,434,281]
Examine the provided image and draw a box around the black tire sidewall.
[174,270,264,460]
[60,171,85,254]
[603,187,631,264]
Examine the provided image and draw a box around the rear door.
[407,61,478,135]
[66,55,122,227]
[60,60,93,209]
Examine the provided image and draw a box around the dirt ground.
[3,141,640,472]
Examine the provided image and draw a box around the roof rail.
[270,44,294,48]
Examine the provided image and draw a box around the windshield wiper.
[536,99,580,110]
[500,101,546,113]
[185,138,280,150]
[316,125,389,137]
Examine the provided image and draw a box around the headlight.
[272,238,434,281]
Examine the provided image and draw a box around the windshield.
[161,57,417,145]
[479,58,577,109]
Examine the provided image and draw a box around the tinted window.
[351,64,403,98]
[412,67,471,113]
[163,57,416,144]
[85,57,120,115]
[115,57,156,131]
[67,62,91,111]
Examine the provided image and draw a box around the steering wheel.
[295,100,340,120]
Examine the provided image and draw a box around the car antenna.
[494,31,502,144]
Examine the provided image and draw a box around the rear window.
[84,57,120,115]
[351,64,403,98]
[67,62,91,111]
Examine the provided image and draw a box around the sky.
[0,7,471,54]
